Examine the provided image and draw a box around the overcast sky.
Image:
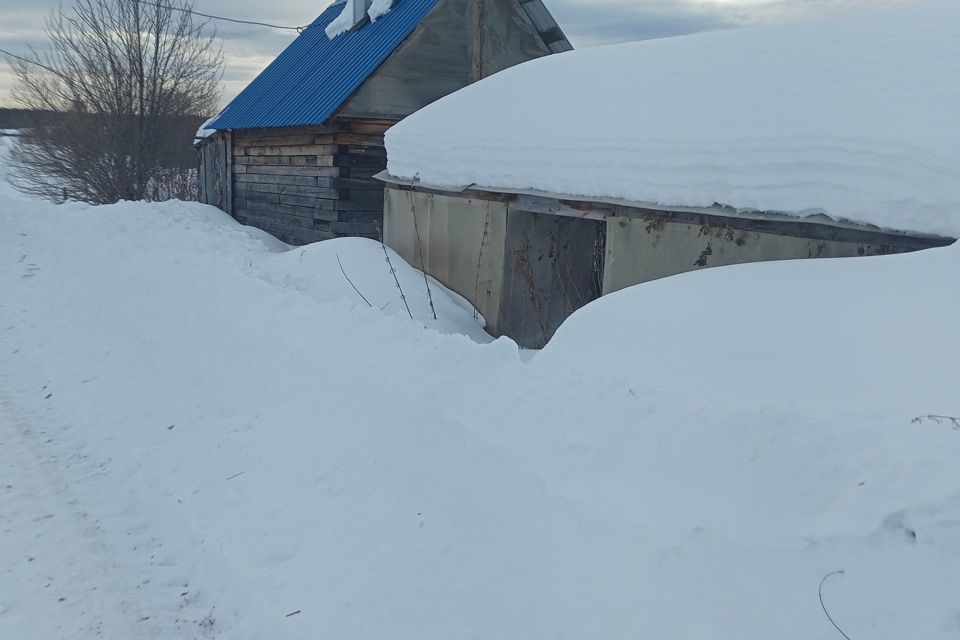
[0,0,919,109]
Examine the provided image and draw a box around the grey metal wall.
[384,188,508,328]
[383,185,952,348]
[499,209,604,348]
[602,215,919,294]
[384,187,603,346]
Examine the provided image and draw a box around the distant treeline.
[0,108,68,130]
[0,108,207,134]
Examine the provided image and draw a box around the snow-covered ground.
[1,185,958,635]
[386,0,960,237]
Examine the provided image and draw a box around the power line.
[129,0,316,32]
[0,48,65,77]
[0,0,319,74]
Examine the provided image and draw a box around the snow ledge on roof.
[195,115,218,140]
[385,0,960,237]
[326,0,396,39]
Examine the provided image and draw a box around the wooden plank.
[341,167,384,179]
[233,134,319,147]
[344,145,386,156]
[332,177,386,191]
[328,221,380,235]
[225,131,233,216]
[335,199,385,212]
[235,200,333,219]
[235,174,320,186]
[340,118,398,134]
[235,205,338,226]
[333,154,388,169]
[234,155,320,166]
[244,144,338,157]
[236,190,280,205]
[332,133,385,146]
[336,189,384,203]
[279,193,338,209]
[234,181,334,196]
[241,165,334,176]
[233,124,329,138]
[234,192,337,213]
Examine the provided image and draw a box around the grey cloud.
[552,0,747,46]
[1,0,925,107]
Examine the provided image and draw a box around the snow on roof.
[194,115,218,140]
[325,0,396,39]
[385,1,960,237]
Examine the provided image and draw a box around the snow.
[325,0,356,39]
[386,0,960,237]
[194,116,217,140]
[326,0,395,39]
[367,0,394,21]
[2,182,959,635]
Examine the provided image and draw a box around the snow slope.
[1,187,959,638]
[386,0,960,237]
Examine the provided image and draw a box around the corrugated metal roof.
[209,0,441,130]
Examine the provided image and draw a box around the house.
[379,1,959,348]
[196,0,571,245]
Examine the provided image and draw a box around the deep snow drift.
[386,0,960,236]
[1,189,958,638]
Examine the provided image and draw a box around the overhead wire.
[1,1,320,78]
[0,47,72,80]
[128,0,318,32]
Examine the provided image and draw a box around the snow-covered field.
[2,154,959,638]
[386,0,960,236]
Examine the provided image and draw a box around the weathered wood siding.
[198,133,229,210]
[338,0,551,120]
[199,0,565,244]
[230,119,394,245]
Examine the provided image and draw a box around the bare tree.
[4,0,222,203]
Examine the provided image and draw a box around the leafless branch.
[377,224,412,320]
[407,175,437,320]
[911,414,960,430]
[336,253,372,308]
[4,0,222,204]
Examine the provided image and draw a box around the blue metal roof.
[209,0,441,130]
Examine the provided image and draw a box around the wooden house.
[196,0,571,245]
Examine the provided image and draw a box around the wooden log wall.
[231,118,395,246]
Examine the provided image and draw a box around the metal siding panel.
[210,0,441,130]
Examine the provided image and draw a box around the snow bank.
[386,0,960,236]
[326,0,395,39]
[540,244,960,411]
[2,193,959,638]
[256,237,491,343]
